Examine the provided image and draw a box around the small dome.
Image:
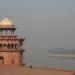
[0,18,14,27]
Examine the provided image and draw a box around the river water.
[25,52,75,70]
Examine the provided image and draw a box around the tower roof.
[0,18,14,28]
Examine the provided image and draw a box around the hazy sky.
[0,0,75,65]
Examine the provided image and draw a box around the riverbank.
[0,66,74,75]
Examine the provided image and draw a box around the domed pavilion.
[0,18,25,66]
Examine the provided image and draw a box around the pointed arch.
[0,44,3,49]
[15,43,19,49]
[7,44,10,49]
[11,43,14,49]
[0,56,4,64]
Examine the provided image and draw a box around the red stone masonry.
[0,18,25,66]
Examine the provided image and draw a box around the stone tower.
[0,18,25,66]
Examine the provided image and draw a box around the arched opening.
[15,44,19,49]
[0,44,3,49]
[11,43,14,49]
[6,30,12,35]
[2,30,6,35]
[3,43,7,49]
[7,44,10,49]
[0,56,4,64]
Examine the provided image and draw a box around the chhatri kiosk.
[0,18,25,66]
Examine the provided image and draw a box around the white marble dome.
[0,18,14,27]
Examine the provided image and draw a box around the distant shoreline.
[47,53,75,59]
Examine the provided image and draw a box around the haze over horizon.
[0,0,75,66]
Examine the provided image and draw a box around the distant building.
[0,18,25,66]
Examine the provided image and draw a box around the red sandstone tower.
[0,18,25,66]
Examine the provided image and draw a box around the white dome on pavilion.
[0,18,14,27]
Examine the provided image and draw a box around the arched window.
[7,30,11,35]
[0,56,4,64]
[2,30,6,35]
[0,44,3,49]
[3,43,6,49]
[15,44,19,49]
[7,44,10,49]
[11,43,14,49]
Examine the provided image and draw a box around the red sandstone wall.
[0,52,21,65]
